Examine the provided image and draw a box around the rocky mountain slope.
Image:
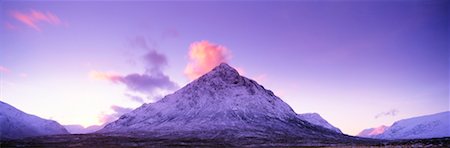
[98,63,352,143]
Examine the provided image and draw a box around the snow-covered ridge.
[297,113,342,133]
[357,111,450,139]
[0,100,69,140]
[98,63,346,140]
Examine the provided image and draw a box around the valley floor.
[1,134,449,147]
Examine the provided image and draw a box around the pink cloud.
[0,66,10,73]
[4,22,18,30]
[10,9,62,31]
[184,40,231,80]
[89,71,122,82]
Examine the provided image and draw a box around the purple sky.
[0,1,448,135]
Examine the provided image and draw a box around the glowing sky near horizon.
[0,1,448,135]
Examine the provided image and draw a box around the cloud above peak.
[143,50,168,72]
[9,9,63,31]
[185,40,231,80]
[90,70,177,97]
[91,36,178,103]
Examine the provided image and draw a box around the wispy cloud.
[89,71,121,81]
[90,70,177,96]
[0,66,10,73]
[124,93,145,103]
[98,105,133,124]
[91,36,178,103]
[375,109,399,119]
[4,22,18,30]
[185,40,231,80]
[122,73,177,94]
[10,9,62,31]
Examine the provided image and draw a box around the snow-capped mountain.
[297,113,342,133]
[98,63,349,141]
[64,124,103,134]
[357,125,389,138]
[0,101,69,140]
[357,111,450,139]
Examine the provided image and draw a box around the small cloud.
[124,93,145,103]
[184,40,231,80]
[89,71,121,82]
[4,22,18,30]
[119,72,178,95]
[90,70,178,95]
[375,109,399,119]
[129,36,157,51]
[142,50,168,72]
[98,105,133,124]
[10,9,63,31]
[91,36,178,100]
[0,66,10,73]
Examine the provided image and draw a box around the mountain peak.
[196,63,241,84]
[98,63,347,142]
[216,62,235,70]
[209,63,239,76]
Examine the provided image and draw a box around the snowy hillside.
[0,101,69,140]
[357,111,450,139]
[297,113,342,133]
[98,63,348,141]
[357,125,389,138]
[374,111,450,139]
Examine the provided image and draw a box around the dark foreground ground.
[1,134,449,147]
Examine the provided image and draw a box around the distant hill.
[0,101,68,140]
[357,111,450,139]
